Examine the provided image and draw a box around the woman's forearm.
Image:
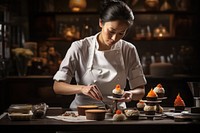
[53,81,84,95]
[53,81,103,101]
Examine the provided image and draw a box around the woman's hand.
[120,91,133,102]
[120,86,146,102]
[81,85,103,101]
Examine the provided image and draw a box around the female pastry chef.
[53,0,147,110]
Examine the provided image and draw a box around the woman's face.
[99,20,129,47]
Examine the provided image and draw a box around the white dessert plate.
[157,97,167,100]
[168,108,188,113]
[107,96,125,100]
[181,111,200,116]
[164,112,182,118]
[139,114,162,117]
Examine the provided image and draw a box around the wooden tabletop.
[0,107,199,133]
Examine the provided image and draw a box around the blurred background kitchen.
[0,0,200,113]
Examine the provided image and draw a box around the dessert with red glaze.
[113,109,126,121]
[146,88,158,101]
[153,83,165,98]
[174,93,185,112]
[112,84,124,98]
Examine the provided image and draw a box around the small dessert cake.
[77,105,98,116]
[113,110,126,121]
[137,100,146,111]
[156,104,164,114]
[124,108,140,120]
[146,88,158,101]
[153,83,165,98]
[85,109,106,121]
[144,104,156,115]
[174,93,185,112]
[112,84,124,98]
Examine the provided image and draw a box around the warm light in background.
[69,0,87,12]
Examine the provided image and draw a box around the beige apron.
[70,37,126,109]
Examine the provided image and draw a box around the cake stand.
[107,96,125,114]
[142,97,167,120]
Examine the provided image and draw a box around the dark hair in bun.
[99,0,134,25]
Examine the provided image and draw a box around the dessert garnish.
[147,88,158,97]
[174,93,185,106]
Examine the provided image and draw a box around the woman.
[53,0,147,110]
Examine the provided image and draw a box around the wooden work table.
[0,107,200,133]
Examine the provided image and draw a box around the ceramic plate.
[139,113,162,117]
[164,112,182,118]
[181,111,200,116]
[157,97,167,100]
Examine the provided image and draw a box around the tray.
[8,112,33,121]
[8,104,32,114]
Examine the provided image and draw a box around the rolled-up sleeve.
[128,66,146,89]
[126,44,147,89]
[53,71,72,83]
[53,42,78,83]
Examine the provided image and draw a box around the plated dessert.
[112,84,124,98]
[124,108,140,120]
[113,109,126,121]
[144,104,156,115]
[174,93,185,112]
[153,83,165,98]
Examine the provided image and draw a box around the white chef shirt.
[53,33,147,109]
